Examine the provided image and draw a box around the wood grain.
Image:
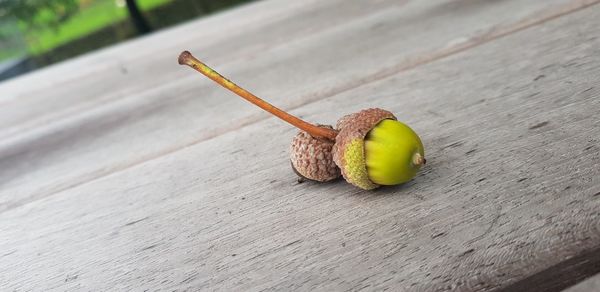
[1,0,597,214]
[1,1,600,291]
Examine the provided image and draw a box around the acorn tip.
[413,153,426,166]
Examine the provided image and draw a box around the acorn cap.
[290,125,340,182]
[333,108,396,189]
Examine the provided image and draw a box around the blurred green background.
[0,0,255,79]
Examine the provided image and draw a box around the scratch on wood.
[139,244,159,252]
[529,121,549,130]
[467,207,503,245]
[283,239,302,248]
[64,274,79,282]
[247,240,302,261]
[2,250,17,258]
[124,217,149,227]
[442,141,464,150]
[383,243,408,259]
[180,274,198,284]
[459,248,475,257]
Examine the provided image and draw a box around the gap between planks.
[3,0,599,214]
[497,246,600,292]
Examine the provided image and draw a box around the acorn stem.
[178,51,339,141]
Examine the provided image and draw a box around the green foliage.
[0,0,80,58]
[0,0,172,56]
[26,0,171,54]
[0,0,80,32]
[0,0,252,62]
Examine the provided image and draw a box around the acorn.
[290,125,340,182]
[334,108,425,190]
[178,51,425,190]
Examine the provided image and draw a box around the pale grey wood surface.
[1,0,600,291]
[0,0,595,213]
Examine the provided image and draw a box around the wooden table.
[1,0,599,291]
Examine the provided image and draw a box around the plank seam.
[495,246,600,292]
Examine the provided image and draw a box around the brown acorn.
[290,125,340,182]
[178,51,425,190]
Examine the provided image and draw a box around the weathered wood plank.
[3,0,596,136]
[1,3,599,291]
[0,0,596,213]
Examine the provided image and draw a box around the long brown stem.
[178,51,338,141]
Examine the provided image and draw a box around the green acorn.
[333,108,425,190]
[179,51,425,190]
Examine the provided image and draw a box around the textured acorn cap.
[333,108,396,190]
[290,125,340,182]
